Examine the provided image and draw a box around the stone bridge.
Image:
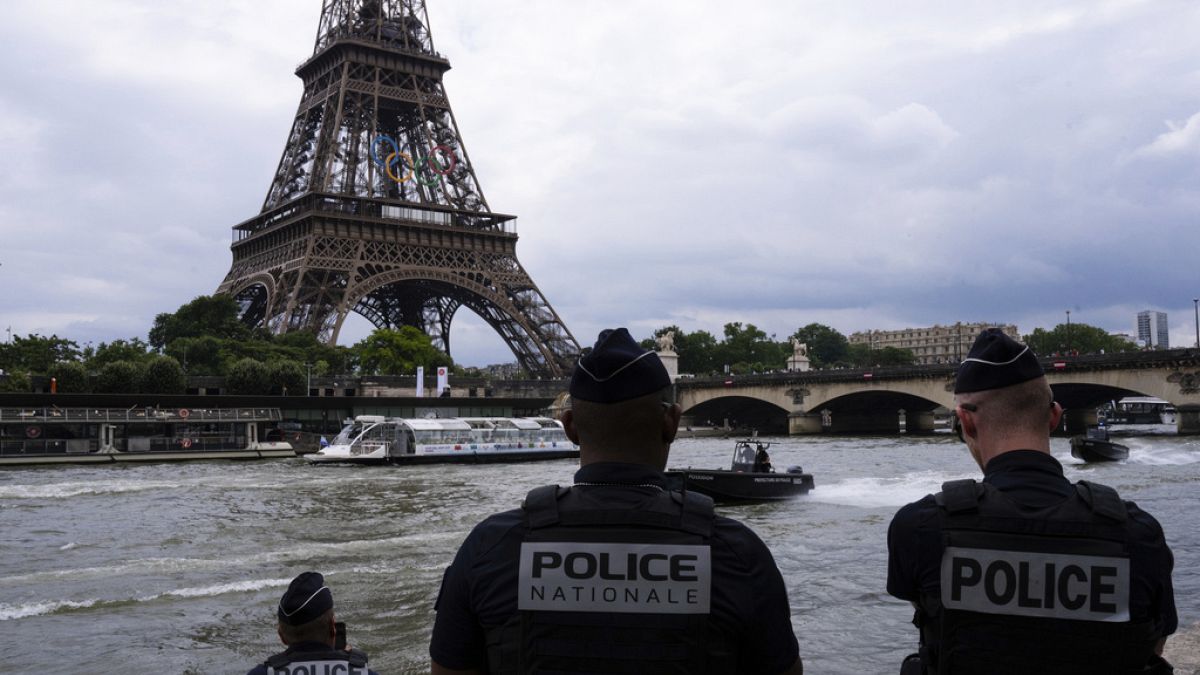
[675,349,1200,435]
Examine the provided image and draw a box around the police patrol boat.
[309,415,579,465]
[0,406,295,465]
[664,440,814,503]
[1070,424,1130,462]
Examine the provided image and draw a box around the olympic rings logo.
[370,135,458,186]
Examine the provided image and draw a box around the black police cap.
[954,328,1045,394]
[570,328,671,403]
[277,571,333,626]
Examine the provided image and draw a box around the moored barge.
[0,406,295,465]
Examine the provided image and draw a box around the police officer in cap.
[886,329,1176,674]
[248,571,378,675]
[430,328,802,674]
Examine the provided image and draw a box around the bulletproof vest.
[264,646,369,675]
[919,479,1158,675]
[485,484,736,674]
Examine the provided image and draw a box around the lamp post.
[1193,298,1199,349]
[1065,310,1072,354]
[305,363,312,397]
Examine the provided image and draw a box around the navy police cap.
[570,328,671,403]
[954,328,1045,394]
[277,571,333,626]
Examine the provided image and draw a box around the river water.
[2,428,1198,674]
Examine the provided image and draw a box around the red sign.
[863,373,874,380]
[1053,361,1067,370]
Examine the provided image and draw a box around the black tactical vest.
[918,479,1158,675]
[264,646,369,675]
[485,484,737,674]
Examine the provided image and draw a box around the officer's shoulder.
[1120,498,1169,543]
[245,665,267,675]
[890,493,939,527]
[460,506,527,554]
[711,513,781,551]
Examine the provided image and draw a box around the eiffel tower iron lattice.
[216,0,579,377]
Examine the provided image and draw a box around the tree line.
[0,295,455,394]
[638,320,1142,376]
[0,294,1147,393]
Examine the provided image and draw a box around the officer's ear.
[662,403,682,443]
[1048,401,1063,432]
[562,409,580,444]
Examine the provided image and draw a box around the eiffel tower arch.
[216,0,579,377]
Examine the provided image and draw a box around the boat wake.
[1126,443,1200,466]
[807,471,972,508]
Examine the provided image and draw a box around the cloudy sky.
[2,0,1199,365]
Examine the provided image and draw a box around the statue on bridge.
[791,338,808,358]
[656,330,676,354]
[788,338,811,372]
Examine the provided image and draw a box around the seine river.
[2,429,1198,674]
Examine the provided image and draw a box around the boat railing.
[0,407,284,423]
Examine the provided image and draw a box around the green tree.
[0,334,80,374]
[1024,323,1137,356]
[643,326,720,375]
[163,336,225,375]
[48,361,90,393]
[715,323,786,373]
[149,295,250,350]
[95,361,142,394]
[226,358,271,395]
[0,370,31,392]
[788,323,849,368]
[268,360,308,396]
[354,326,452,376]
[139,356,186,394]
[845,343,916,368]
[89,338,153,369]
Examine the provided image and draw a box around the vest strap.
[523,485,566,528]
[936,479,981,513]
[1077,481,1128,523]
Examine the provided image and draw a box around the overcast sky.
[2,0,1199,365]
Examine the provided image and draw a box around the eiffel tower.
[216,0,579,377]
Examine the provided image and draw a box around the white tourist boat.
[309,415,579,465]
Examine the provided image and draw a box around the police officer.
[430,328,802,674]
[247,571,378,675]
[887,329,1176,674]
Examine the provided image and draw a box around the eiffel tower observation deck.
[217,0,579,378]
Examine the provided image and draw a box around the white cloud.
[1133,111,1200,158]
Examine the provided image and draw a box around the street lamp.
[1193,298,1199,349]
[305,363,313,397]
[1065,310,1072,353]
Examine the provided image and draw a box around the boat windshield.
[333,420,372,445]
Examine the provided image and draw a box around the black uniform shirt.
[430,462,801,673]
[886,450,1177,637]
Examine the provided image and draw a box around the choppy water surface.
[2,429,1198,674]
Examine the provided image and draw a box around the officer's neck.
[974,436,1052,471]
[579,443,669,470]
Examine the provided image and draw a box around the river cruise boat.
[309,415,578,465]
[1102,397,1177,425]
[665,440,815,504]
[0,406,295,466]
